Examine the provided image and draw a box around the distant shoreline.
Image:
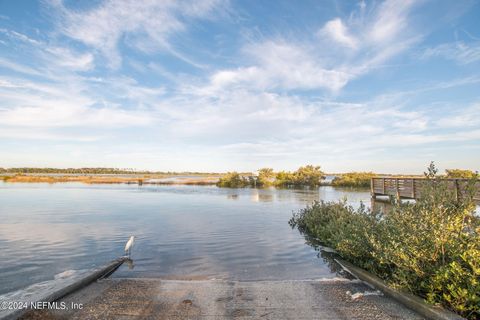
[0,174,220,185]
[0,171,428,187]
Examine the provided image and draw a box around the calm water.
[0,182,371,296]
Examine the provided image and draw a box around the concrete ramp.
[20,278,423,319]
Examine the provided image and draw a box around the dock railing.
[371,177,480,203]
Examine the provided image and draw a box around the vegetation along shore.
[0,174,219,185]
[289,163,479,319]
[1,165,477,187]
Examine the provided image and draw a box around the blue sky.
[0,0,479,173]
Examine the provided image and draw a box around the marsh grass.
[1,175,219,185]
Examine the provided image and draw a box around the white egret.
[124,235,135,258]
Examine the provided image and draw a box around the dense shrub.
[216,172,250,188]
[331,172,376,187]
[275,165,324,188]
[445,169,478,179]
[257,168,275,187]
[217,165,325,188]
[289,164,479,319]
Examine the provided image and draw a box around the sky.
[0,0,479,173]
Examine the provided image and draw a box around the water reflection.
[250,189,274,202]
[0,182,372,295]
[125,258,135,270]
[226,186,371,206]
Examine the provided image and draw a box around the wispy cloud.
[195,41,351,94]
[0,0,478,171]
[44,47,95,71]
[0,57,42,76]
[197,0,422,94]
[51,0,223,68]
[436,102,480,128]
[0,28,41,45]
[420,41,480,64]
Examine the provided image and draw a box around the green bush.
[275,165,324,188]
[289,163,479,319]
[217,165,325,188]
[331,172,376,188]
[445,169,478,179]
[257,168,275,187]
[217,172,250,188]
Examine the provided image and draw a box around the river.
[0,182,371,296]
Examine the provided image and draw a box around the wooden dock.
[371,177,480,203]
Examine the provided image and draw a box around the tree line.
[217,165,325,188]
[0,168,220,175]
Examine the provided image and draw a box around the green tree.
[293,165,324,187]
[217,172,249,188]
[331,172,376,187]
[274,171,296,187]
[257,168,274,187]
[445,169,478,179]
[275,165,324,187]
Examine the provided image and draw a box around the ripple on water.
[0,183,372,295]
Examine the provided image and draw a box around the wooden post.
[412,179,416,199]
[382,178,385,195]
[454,179,459,201]
[395,178,400,201]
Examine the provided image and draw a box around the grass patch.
[2,175,145,184]
[1,175,219,185]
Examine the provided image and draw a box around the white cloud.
[0,103,151,128]
[0,76,153,132]
[420,41,480,64]
[436,102,480,128]
[52,0,222,68]
[319,18,358,49]
[0,28,41,45]
[148,83,478,159]
[0,28,95,73]
[368,0,416,44]
[197,0,421,94]
[195,41,352,94]
[0,57,42,76]
[313,0,422,85]
[0,127,102,141]
[45,47,95,71]
[1,0,478,172]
